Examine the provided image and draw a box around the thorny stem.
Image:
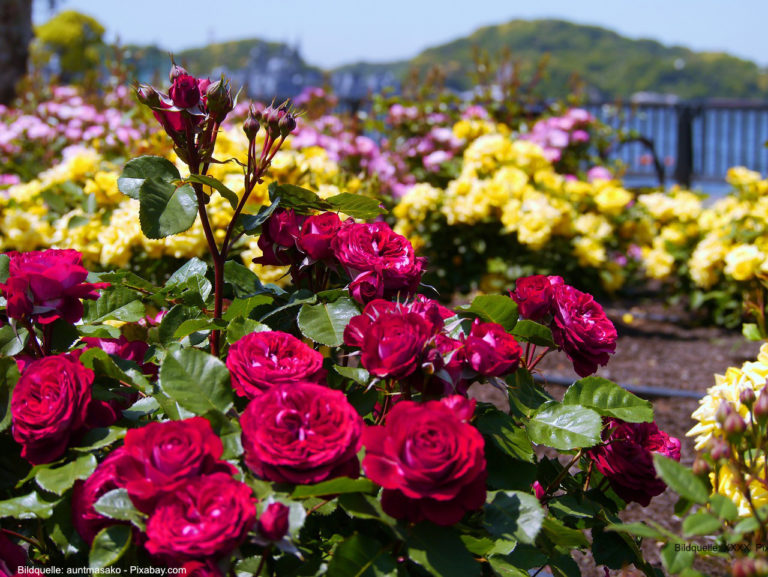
[527,348,553,372]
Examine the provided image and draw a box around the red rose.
[116,417,235,513]
[253,209,305,266]
[177,561,222,577]
[0,533,27,577]
[423,334,467,395]
[343,300,398,348]
[360,308,431,379]
[169,74,201,109]
[145,473,256,561]
[72,447,131,543]
[257,502,290,542]
[241,382,363,484]
[349,271,384,304]
[510,275,555,321]
[81,335,156,376]
[551,284,617,377]
[362,396,486,525]
[462,319,522,377]
[588,418,681,506]
[410,294,454,333]
[0,249,108,324]
[11,354,94,464]
[226,331,325,398]
[298,212,342,261]
[332,222,424,301]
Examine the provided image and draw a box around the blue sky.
[34,0,768,68]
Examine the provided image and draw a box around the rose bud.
[709,438,731,460]
[169,63,188,82]
[136,84,161,108]
[755,390,768,425]
[715,400,733,425]
[741,388,757,407]
[206,78,234,122]
[243,114,261,141]
[169,73,201,109]
[257,502,290,542]
[532,481,546,501]
[692,457,710,476]
[733,558,757,577]
[278,111,297,137]
[724,412,747,439]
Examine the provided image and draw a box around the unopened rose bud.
[755,390,768,424]
[136,84,161,108]
[257,502,290,542]
[733,558,757,577]
[169,74,201,109]
[692,457,710,476]
[169,63,188,82]
[278,111,297,137]
[243,115,260,141]
[741,388,757,407]
[716,401,733,425]
[206,78,234,122]
[709,438,731,461]
[724,412,747,439]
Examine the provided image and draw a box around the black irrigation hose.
[533,373,705,400]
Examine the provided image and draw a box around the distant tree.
[34,9,105,82]
[0,0,33,104]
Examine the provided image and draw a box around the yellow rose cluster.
[0,129,345,285]
[688,344,768,516]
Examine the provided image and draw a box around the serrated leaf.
[35,454,97,496]
[159,347,233,415]
[484,490,545,545]
[526,402,602,450]
[89,525,131,569]
[236,200,281,234]
[653,454,709,504]
[0,254,9,283]
[459,295,518,332]
[118,155,180,199]
[407,523,480,577]
[173,318,229,339]
[0,324,28,356]
[562,376,653,423]
[291,477,379,499]
[139,177,198,239]
[326,193,386,220]
[224,260,271,298]
[327,534,397,577]
[0,490,60,519]
[167,258,209,287]
[72,427,127,452]
[186,174,239,210]
[83,287,145,324]
[225,317,270,344]
[708,494,739,522]
[93,488,145,528]
[540,517,589,550]
[297,297,359,347]
[475,409,534,462]
[334,365,370,386]
[511,320,556,348]
[269,182,327,213]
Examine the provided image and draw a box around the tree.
[34,9,105,83]
[0,0,33,105]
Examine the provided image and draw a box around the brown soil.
[475,300,761,577]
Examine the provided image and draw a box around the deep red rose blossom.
[145,473,256,561]
[298,212,342,261]
[169,74,201,109]
[550,284,617,377]
[360,308,432,379]
[253,209,305,266]
[362,396,486,526]
[116,417,235,513]
[588,418,681,506]
[343,299,398,348]
[72,447,131,543]
[226,330,325,398]
[257,502,291,541]
[241,382,363,484]
[0,249,108,324]
[463,319,522,377]
[11,354,94,464]
[510,275,555,321]
[0,533,27,577]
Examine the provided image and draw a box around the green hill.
[342,19,768,99]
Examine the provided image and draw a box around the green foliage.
[298,297,360,347]
[35,10,105,79]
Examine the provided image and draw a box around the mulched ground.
[475,299,761,576]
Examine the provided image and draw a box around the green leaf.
[0,254,9,283]
[653,454,709,504]
[591,528,645,571]
[236,201,281,234]
[173,318,229,339]
[223,295,274,322]
[79,348,150,392]
[186,173,239,210]
[93,488,145,529]
[526,402,602,450]
[539,517,589,550]
[160,348,233,415]
[484,490,545,545]
[475,409,534,462]
[297,297,360,347]
[326,193,386,220]
[510,320,556,348]
[334,365,371,386]
[118,155,180,200]
[36,454,97,496]
[488,557,529,577]
[224,260,272,298]
[139,177,198,239]
[77,324,122,339]
[328,534,397,577]
[660,543,695,573]
[458,295,518,332]
[291,477,379,499]
[225,317,270,344]
[708,494,739,522]
[83,287,145,324]
[507,368,552,418]
[269,183,327,213]
[682,511,722,536]
[743,323,764,341]
[72,427,127,452]
[89,525,131,569]
[562,376,653,423]
[0,357,20,433]
[167,258,208,287]
[338,493,391,523]
[0,490,60,519]
[0,324,28,356]
[407,523,480,577]
[158,305,198,344]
